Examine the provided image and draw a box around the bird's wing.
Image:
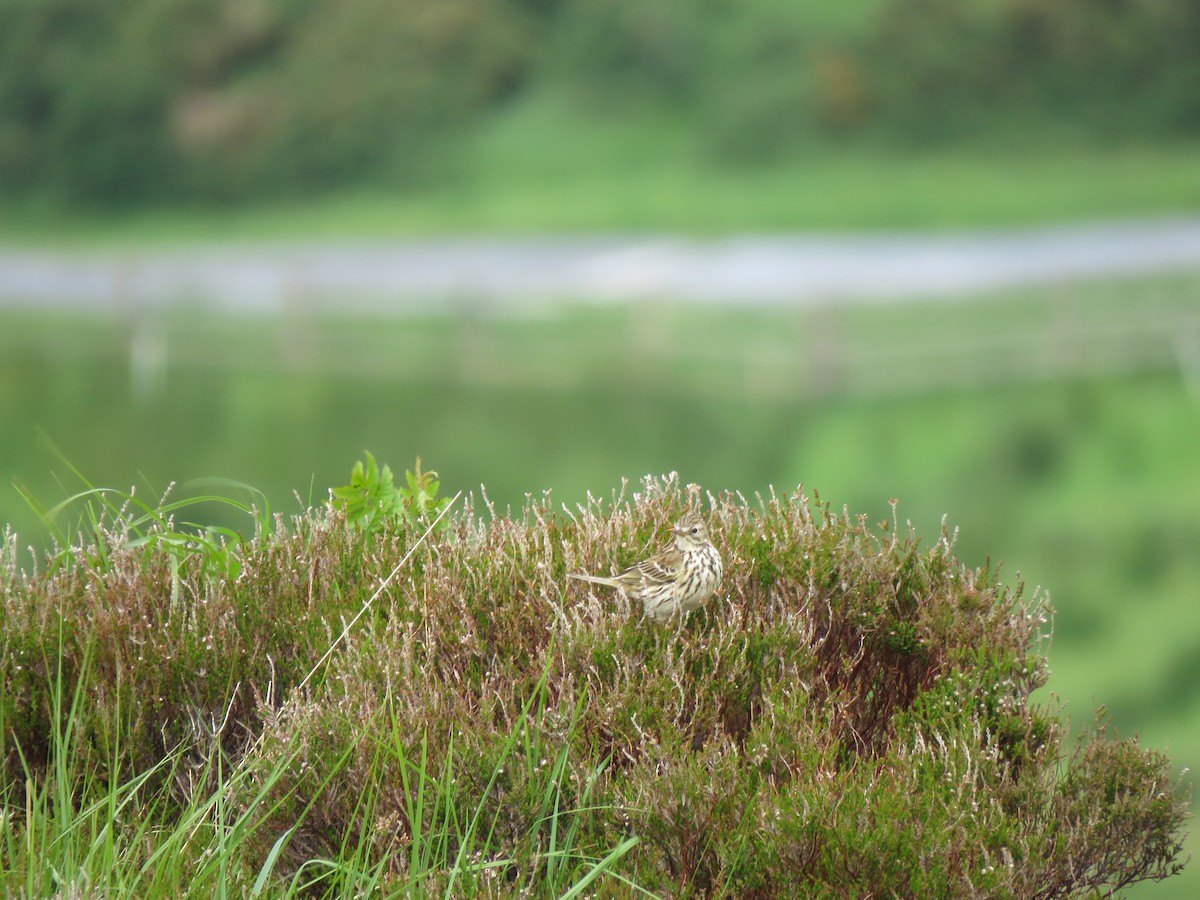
[634,547,683,585]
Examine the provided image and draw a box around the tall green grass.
[0,490,644,897]
[1,644,642,897]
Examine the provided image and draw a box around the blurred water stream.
[3,217,1200,314]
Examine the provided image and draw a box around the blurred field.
[4,137,1200,244]
[3,274,1197,529]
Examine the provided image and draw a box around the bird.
[568,512,722,620]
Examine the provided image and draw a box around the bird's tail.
[567,573,620,589]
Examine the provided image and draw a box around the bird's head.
[673,512,710,550]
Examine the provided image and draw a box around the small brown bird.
[568,512,723,620]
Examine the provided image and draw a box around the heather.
[0,472,1187,896]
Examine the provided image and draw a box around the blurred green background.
[2,0,1198,894]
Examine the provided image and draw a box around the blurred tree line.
[1,0,1197,205]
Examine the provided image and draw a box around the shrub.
[858,0,1200,142]
[0,473,1189,895]
[0,0,534,203]
[0,0,177,203]
[534,0,711,108]
[7,0,1200,203]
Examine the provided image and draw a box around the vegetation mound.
[0,473,1188,896]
